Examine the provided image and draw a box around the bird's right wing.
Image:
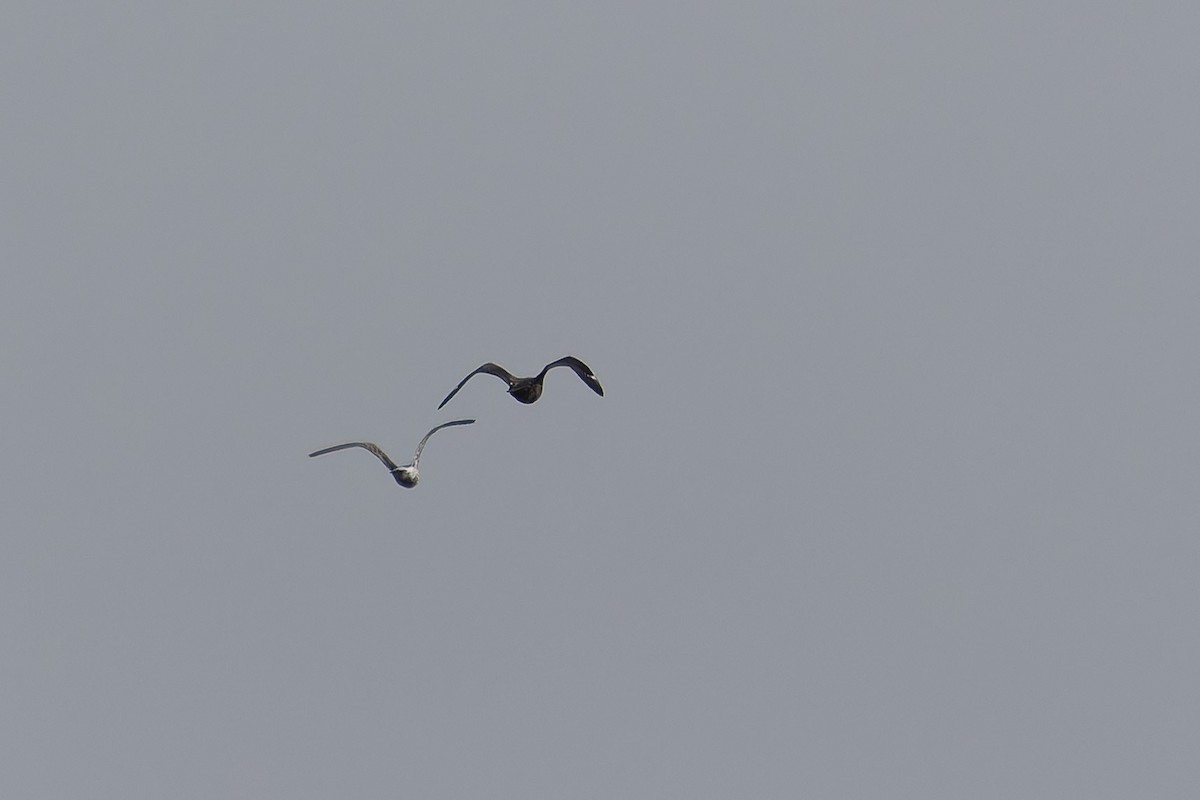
[544,355,605,396]
[412,419,475,466]
[308,442,399,471]
[437,363,516,409]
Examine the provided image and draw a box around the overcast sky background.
[4,3,1199,798]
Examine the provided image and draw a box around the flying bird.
[437,356,604,409]
[308,419,475,488]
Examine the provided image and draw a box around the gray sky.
[4,3,1199,797]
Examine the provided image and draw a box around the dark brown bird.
[437,356,604,409]
[308,419,475,488]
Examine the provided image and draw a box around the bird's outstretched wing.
[412,418,475,466]
[308,442,399,471]
[437,363,517,409]
[543,356,604,396]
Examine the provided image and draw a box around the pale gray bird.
[437,356,604,409]
[308,419,475,488]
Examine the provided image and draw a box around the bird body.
[308,419,475,488]
[438,356,604,409]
